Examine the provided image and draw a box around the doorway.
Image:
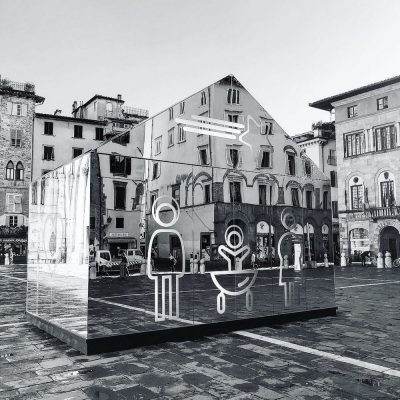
[380,226,400,259]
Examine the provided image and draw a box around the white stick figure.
[211,225,256,314]
[146,196,185,322]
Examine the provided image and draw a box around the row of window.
[42,146,83,161]
[344,124,397,157]
[167,89,240,121]
[347,96,388,119]
[43,122,105,140]
[348,172,396,209]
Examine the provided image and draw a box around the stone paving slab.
[0,265,400,399]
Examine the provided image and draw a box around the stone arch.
[285,180,302,190]
[283,145,298,156]
[252,173,279,186]
[222,170,249,186]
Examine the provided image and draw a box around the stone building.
[310,75,400,261]
[0,76,44,259]
[32,95,148,181]
[293,121,339,258]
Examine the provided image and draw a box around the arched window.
[349,176,364,210]
[15,162,24,181]
[5,161,14,180]
[377,171,395,207]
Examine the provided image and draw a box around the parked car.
[126,249,145,264]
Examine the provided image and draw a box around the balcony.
[327,156,337,166]
[122,106,149,118]
[369,206,400,220]
[0,78,35,93]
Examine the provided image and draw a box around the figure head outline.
[152,195,180,228]
[225,224,244,250]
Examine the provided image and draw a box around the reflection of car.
[126,249,145,264]
[90,250,112,273]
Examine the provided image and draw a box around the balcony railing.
[0,78,35,93]
[369,206,400,219]
[327,156,337,166]
[122,106,149,118]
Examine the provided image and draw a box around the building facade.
[32,95,148,181]
[87,75,333,265]
[310,75,400,261]
[293,122,339,258]
[0,77,44,259]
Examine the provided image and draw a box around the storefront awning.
[105,236,137,243]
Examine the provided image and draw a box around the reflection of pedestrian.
[119,251,128,278]
[251,252,256,269]
[169,253,176,273]
[361,252,366,267]
[9,248,13,265]
[4,253,9,265]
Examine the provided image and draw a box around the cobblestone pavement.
[0,265,400,399]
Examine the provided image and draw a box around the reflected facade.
[27,75,336,354]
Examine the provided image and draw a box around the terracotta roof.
[309,74,400,111]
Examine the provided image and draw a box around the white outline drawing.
[211,225,258,314]
[146,196,185,321]
[175,114,268,151]
[277,231,303,307]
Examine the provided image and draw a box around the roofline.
[73,94,125,113]
[93,74,246,150]
[309,74,400,111]
[35,113,107,125]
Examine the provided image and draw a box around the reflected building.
[310,74,400,261]
[293,122,339,258]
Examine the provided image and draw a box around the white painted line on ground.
[336,280,400,289]
[0,274,27,282]
[0,321,29,328]
[234,330,400,377]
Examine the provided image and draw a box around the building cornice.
[35,113,107,126]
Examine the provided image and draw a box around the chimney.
[54,109,62,116]
[117,94,122,101]
[72,100,78,114]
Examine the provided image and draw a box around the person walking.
[169,253,176,273]
[119,251,128,278]
[4,251,9,266]
[9,248,13,265]
[251,252,256,269]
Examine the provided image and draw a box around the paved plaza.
[0,265,400,399]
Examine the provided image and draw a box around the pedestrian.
[169,253,176,273]
[4,251,9,266]
[9,248,13,265]
[119,251,128,278]
[251,252,256,269]
[361,251,366,267]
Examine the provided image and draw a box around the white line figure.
[277,232,302,307]
[210,225,258,314]
[146,196,185,322]
[175,114,271,152]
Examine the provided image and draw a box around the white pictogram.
[175,114,264,151]
[146,196,185,321]
[277,231,302,307]
[211,225,257,314]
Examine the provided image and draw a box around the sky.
[1,0,400,135]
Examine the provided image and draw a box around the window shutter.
[22,104,28,116]
[6,102,12,115]
[126,157,131,175]
[11,103,17,116]
[109,155,115,172]
[239,150,243,167]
